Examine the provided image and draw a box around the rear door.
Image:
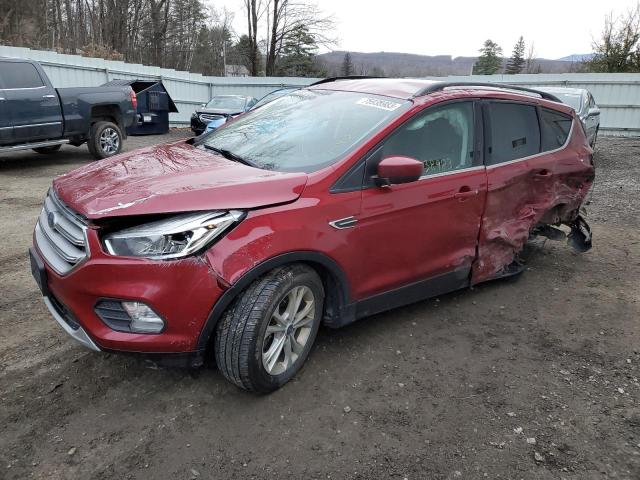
[472,100,568,284]
[353,100,487,301]
[1,62,63,143]
[0,68,12,143]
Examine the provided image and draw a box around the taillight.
[130,88,137,110]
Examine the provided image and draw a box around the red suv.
[30,78,595,392]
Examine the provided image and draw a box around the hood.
[196,107,243,116]
[53,142,308,219]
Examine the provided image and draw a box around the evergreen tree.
[472,39,503,75]
[275,26,324,77]
[505,36,526,74]
[341,52,353,76]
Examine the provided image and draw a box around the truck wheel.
[88,121,122,159]
[214,264,324,393]
[32,145,62,154]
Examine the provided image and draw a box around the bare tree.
[589,3,640,72]
[524,42,540,73]
[243,0,264,75]
[264,0,334,76]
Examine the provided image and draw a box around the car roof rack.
[309,75,385,86]
[413,82,561,102]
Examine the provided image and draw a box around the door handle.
[534,169,552,178]
[0,97,5,101]
[453,186,479,201]
[42,94,56,99]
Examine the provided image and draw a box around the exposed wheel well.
[90,105,123,132]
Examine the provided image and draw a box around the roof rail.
[413,82,561,103]
[309,75,385,86]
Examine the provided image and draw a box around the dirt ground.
[0,132,639,480]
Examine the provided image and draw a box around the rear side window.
[540,108,572,151]
[487,102,540,164]
[0,62,45,89]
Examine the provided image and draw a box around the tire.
[214,264,324,393]
[87,121,123,159]
[590,128,598,149]
[32,145,62,154]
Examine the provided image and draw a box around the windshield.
[199,89,410,173]
[252,88,298,110]
[205,96,247,110]
[555,92,583,112]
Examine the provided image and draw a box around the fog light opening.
[121,301,165,333]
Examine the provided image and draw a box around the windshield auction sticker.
[356,97,402,111]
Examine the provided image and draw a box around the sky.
[211,0,639,59]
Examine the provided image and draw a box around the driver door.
[353,100,487,302]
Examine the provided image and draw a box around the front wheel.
[87,121,123,159]
[214,264,324,393]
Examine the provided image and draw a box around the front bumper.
[31,227,225,356]
[42,295,100,351]
[190,116,206,134]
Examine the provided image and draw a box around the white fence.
[1,45,639,135]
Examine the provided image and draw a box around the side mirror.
[588,107,600,117]
[376,156,423,186]
[201,103,206,107]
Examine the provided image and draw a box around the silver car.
[537,87,600,147]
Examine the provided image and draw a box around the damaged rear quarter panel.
[471,122,595,284]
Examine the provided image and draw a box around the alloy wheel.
[262,285,315,376]
[99,127,120,155]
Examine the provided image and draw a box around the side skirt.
[330,267,471,328]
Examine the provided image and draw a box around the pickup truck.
[0,58,136,159]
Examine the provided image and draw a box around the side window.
[540,108,572,151]
[487,102,540,164]
[0,63,45,89]
[377,101,475,176]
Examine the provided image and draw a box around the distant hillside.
[318,51,584,77]
[557,53,595,62]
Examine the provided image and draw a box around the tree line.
[472,3,640,75]
[0,0,333,77]
[1,0,639,77]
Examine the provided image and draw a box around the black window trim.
[483,99,574,169]
[330,98,484,193]
[0,61,47,90]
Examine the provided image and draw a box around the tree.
[505,36,525,74]
[588,3,640,73]
[275,25,324,76]
[472,39,503,75]
[341,52,353,76]
[243,0,263,75]
[264,0,335,76]
[524,42,541,73]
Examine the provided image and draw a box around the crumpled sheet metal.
[471,143,595,285]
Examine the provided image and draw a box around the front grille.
[199,113,224,123]
[34,189,88,275]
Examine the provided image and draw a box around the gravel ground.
[0,133,639,479]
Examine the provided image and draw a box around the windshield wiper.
[202,144,259,168]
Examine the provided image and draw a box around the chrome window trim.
[14,121,62,129]
[417,164,485,181]
[2,85,46,91]
[486,117,574,170]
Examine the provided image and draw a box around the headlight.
[103,210,244,259]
